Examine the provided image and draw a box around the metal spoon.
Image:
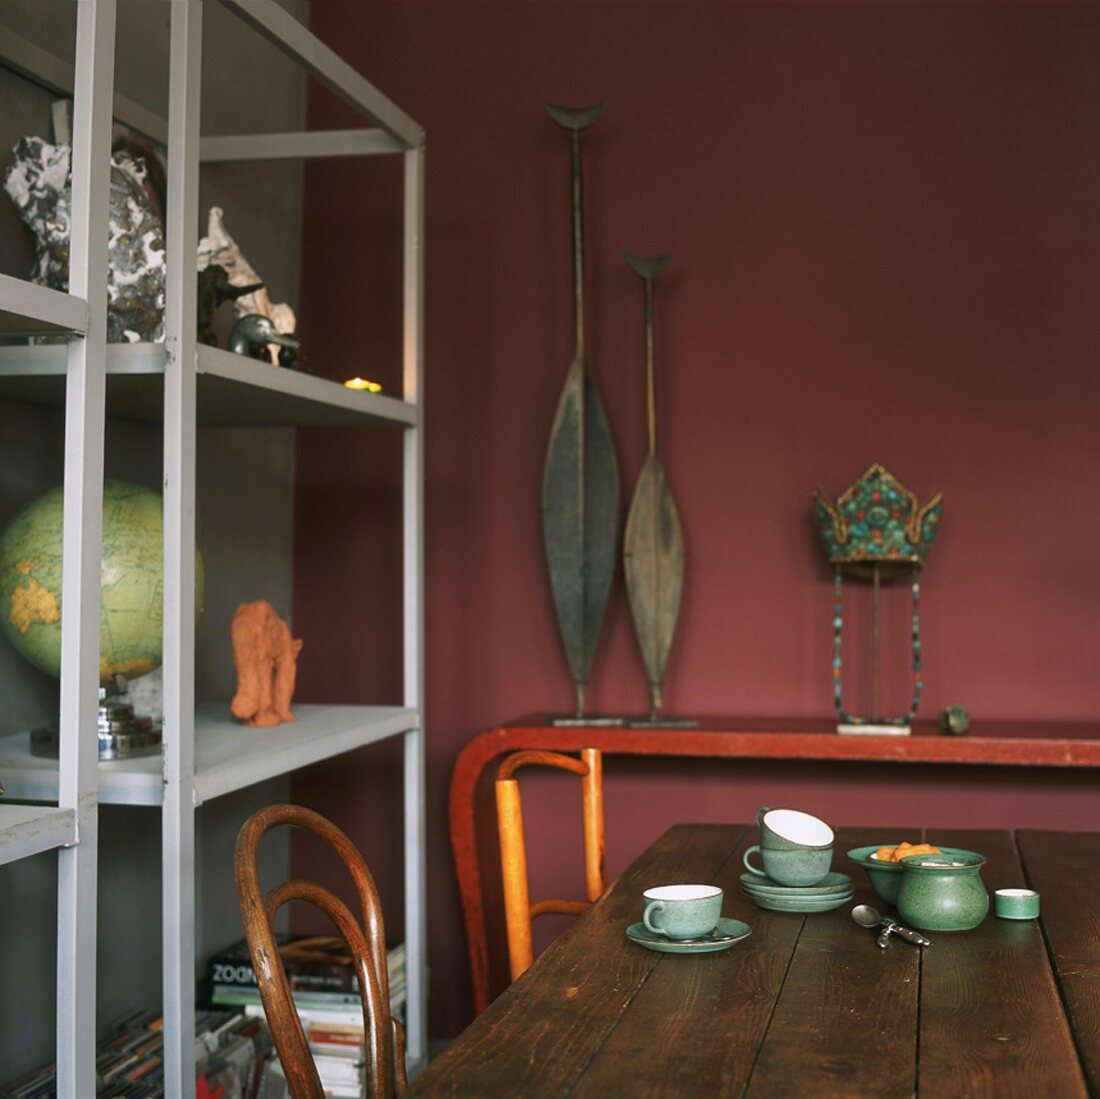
[670,927,740,945]
[851,904,931,948]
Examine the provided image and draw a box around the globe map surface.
[0,479,204,684]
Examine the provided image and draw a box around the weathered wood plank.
[917,829,1087,1098]
[1017,829,1100,1097]
[572,824,789,1097]
[410,824,737,1097]
[745,826,922,1099]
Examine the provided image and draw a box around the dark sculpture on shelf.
[228,313,300,365]
[197,264,263,346]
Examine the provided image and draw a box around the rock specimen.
[4,135,166,342]
[229,599,303,728]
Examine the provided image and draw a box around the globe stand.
[30,675,162,761]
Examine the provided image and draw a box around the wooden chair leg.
[581,747,605,902]
[496,777,535,981]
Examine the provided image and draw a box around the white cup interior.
[996,889,1038,898]
[763,809,833,846]
[643,884,721,901]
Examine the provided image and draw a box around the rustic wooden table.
[451,718,1100,1012]
[415,823,1099,1097]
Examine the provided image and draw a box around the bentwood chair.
[234,804,406,1099]
[495,748,605,982]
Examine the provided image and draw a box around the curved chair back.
[495,748,604,981]
[234,804,406,1098]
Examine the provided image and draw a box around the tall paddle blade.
[622,249,685,719]
[624,453,684,713]
[542,360,620,715]
[539,100,620,717]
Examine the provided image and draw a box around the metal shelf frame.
[0,2,426,1094]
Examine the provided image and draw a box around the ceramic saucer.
[625,916,752,954]
[743,890,853,913]
[739,871,853,897]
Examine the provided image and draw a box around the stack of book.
[2,1008,287,1098]
[207,934,406,1099]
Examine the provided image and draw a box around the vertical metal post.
[164,3,201,1095]
[402,137,427,1070]
[56,2,115,1092]
[871,564,881,722]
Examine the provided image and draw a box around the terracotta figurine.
[230,600,304,727]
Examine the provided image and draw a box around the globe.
[0,479,204,685]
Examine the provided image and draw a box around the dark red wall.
[290,2,1100,1037]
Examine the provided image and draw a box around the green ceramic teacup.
[756,807,834,852]
[642,884,723,940]
[743,843,834,887]
[743,807,835,886]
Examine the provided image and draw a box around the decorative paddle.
[540,101,621,724]
[622,251,693,727]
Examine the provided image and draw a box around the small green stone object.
[940,704,970,735]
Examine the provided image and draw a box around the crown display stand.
[814,464,943,736]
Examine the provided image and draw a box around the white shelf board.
[0,804,76,866]
[0,704,419,807]
[0,274,88,337]
[0,342,419,428]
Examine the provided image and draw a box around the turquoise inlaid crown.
[814,463,942,573]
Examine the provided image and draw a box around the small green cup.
[995,888,1040,920]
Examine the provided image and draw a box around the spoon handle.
[886,921,932,947]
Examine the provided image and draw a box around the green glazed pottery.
[745,808,835,886]
[743,843,833,887]
[847,844,979,906]
[642,884,723,940]
[625,917,752,954]
[755,807,834,852]
[995,888,1041,920]
[742,890,853,914]
[896,851,989,931]
[739,871,852,897]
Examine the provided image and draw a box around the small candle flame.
[344,377,382,393]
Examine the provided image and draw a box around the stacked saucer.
[740,871,854,913]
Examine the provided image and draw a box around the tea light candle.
[994,888,1040,920]
[344,377,382,393]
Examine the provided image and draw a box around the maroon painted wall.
[289,2,1100,1037]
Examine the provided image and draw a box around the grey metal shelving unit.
[0,2,426,1095]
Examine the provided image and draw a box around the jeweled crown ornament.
[815,463,942,576]
[813,464,943,734]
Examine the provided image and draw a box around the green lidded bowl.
[896,850,989,931]
[846,845,981,906]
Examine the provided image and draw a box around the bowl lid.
[899,850,986,871]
